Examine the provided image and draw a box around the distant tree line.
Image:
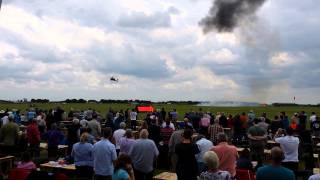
[30,99,50,103]
[272,103,320,107]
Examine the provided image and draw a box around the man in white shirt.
[113,122,126,155]
[310,112,317,123]
[195,134,213,173]
[274,127,299,174]
[161,120,175,131]
[130,109,138,130]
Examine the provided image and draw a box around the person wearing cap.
[0,114,19,155]
[199,151,231,180]
[114,122,126,155]
[256,147,295,180]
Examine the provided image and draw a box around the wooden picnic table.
[153,172,177,180]
[40,162,76,171]
[0,156,15,175]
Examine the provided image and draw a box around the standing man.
[27,118,41,157]
[0,114,19,155]
[129,129,159,180]
[211,133,238,177]
[113,122,126,155]
[93,128,117,180]
[247,118,267,167]
[130,109,138,130]
[88,114,101,138]
[274,128,299,174]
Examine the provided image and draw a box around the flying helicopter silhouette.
[110,76,119,82]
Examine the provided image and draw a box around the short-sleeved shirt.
[200,170,231,180]
[119,137,136,155]
[256,165,295,180]
[130,112,137,121]
[93,139,117,176]
[175,143,200,179]
[275,136,299,162]
[72,142,93,167]
[112,169,129,180]
[196,138,213,163]
[248,125,266,136]
[211,142,238,176]
[308,174,320,180]
[113,129,126,149]
[129,139,159,173]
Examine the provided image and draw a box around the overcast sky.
[0,0,319,104]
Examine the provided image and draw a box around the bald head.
[271,147,284,163]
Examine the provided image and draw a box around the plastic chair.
[8,168,31,180]
[235,169,255,180]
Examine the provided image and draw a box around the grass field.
[0,103,319,121]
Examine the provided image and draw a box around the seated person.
[17,152,36,170]
[200,151,231,180]
[236,148,253,171]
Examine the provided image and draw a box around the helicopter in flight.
[110,76,119,82]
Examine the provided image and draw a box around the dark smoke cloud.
[200,0,266,33]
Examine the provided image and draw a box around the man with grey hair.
[0,114,19,155]
[87,113,101,138]
[113,122,126,155]
[256,147,295,180]
[211,133,238,177]
[129,129,159,180]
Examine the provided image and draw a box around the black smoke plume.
[200,0,267,33]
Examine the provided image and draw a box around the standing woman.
[175,129,200,180]
[71,132,94,179]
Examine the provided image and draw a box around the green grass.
[0,103,319,121]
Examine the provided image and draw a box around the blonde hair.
[203,151,219,169]
[80,132,89,143]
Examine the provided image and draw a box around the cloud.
[0,0,319,104]
[117,9,174,29]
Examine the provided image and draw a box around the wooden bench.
[153,172,177,180]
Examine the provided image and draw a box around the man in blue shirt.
[256,147,295,180]
[93,127,117,180]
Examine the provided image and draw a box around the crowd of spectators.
[0,107,319,179]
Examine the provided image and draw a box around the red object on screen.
[137,106,154,112]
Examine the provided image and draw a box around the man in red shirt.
[27,119,40,157]
[211,133,238,177]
